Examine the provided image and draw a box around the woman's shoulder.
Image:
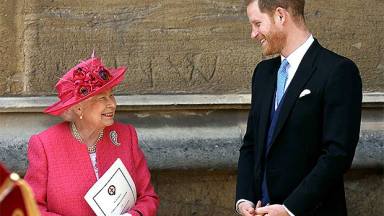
[33,122,69,139]
[28,122,71,151]
[108,122,138,143]
[109,121,137,132]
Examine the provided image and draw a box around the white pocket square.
[299,89,311,98]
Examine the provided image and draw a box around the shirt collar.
[281,35,314,70]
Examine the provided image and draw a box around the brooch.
[109,131,120,146]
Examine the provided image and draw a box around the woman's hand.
[238,201,256,216]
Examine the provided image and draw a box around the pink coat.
[25,122,159,216]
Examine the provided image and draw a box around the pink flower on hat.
[44,55,126,116]
[72,65,112,98]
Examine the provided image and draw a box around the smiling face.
[247,1,287,56]
[79,89,117,129]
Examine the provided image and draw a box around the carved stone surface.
[0,0,24,95]
[0,0,383,95]
[306,0,384,92]
[21,0,255,95]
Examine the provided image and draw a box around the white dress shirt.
[237,35,314,216]
[275,35,315,109]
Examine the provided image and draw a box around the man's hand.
[255,204,289,216]
[253,201,265,216]
[238,201,255,216]
[239,200,266,216]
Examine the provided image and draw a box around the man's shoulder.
[258,56,280,67]
[316,42,356,66]
[253,56,280,75]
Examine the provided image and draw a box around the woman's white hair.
[59,96,96,122]
[59,107,77,122]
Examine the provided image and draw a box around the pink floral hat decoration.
[44,54,126,116]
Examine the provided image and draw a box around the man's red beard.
[260,28,287,56]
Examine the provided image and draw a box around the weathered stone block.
[22,0,256,95]
[306,0,384,91]
[344,170,384,216]
[153,170,237,216]
[15,0,384,96]
[0,0,24,95]
[1,0,383,95]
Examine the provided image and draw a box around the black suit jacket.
[236,39,362,215]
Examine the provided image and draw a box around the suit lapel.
[256,57,280,159]
[267,40,321,155]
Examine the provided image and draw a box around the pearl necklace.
[70,122,104,154]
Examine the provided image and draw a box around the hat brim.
[44,67,126,116]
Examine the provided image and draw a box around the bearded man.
[235,0,362,215]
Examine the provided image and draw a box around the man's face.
[247,1,286,56]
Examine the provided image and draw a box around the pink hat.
[44,55,126,116]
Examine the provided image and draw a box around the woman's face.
[80,89,117,129]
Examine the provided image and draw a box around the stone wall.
[0,0,383,96]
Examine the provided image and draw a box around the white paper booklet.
[84,158,137,216]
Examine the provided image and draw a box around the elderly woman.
[24,55,159,216]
